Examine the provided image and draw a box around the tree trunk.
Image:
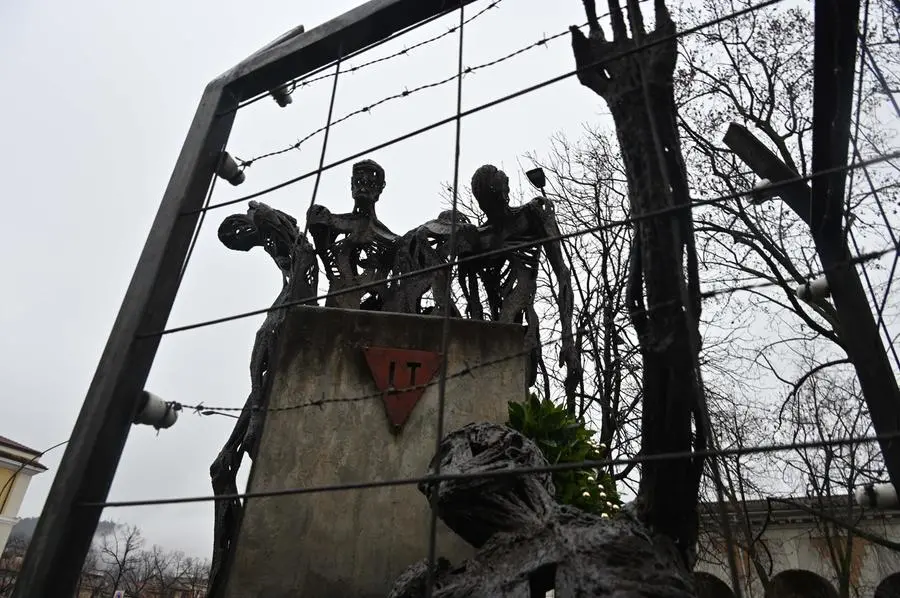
[611,84,703,554]
[570,0,704,558]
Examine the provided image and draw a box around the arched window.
[875,572,900,598]
[766,570,839,598]
[695,572,736,598]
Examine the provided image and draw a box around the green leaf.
[508,402,525,430]
[505,393,618,515]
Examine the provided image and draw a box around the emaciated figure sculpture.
[460,165,582,409]
[385,209,479,316]
[207,201,319,597]
[388,423,695,597]
[307,159,398,311]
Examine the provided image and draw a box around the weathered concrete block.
[224,306,526,598]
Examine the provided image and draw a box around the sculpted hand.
[569,0,677,101]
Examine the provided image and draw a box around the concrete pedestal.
[223,306,526,598]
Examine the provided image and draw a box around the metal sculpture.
[207,200,319,597]
[385,210,479,316]
[307,159,399,311]
[206,163,585,592]
[460,164,582,406]
[388,423,694,597]
[570,0,706,563]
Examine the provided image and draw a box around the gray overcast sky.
[1,0,618,558]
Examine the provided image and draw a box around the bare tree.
[151,547,212,597]
[524,128,644,491]
[2,520,209,598]
[182,557,211,596]
[669,1,900,594]
[777,361,883,598]
[695,387,781,595]
[676,0,900,372]
[701,362,889,597]
[76,543,106,598]
[96,523,148,594]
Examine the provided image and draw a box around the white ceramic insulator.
[853,482,899,509]
[795,275,830,301]
[134,391,179,429]
[750,177,780,203]
[271,86,293,107]
[217,152,246,186]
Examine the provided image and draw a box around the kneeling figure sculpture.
[388,423,695,597]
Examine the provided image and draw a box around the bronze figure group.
[207,158,582,590]
[307,158,579,392]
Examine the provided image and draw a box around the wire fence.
[230,4,630,169]
[32,0,900,596]
[169,239,898,417]
[229,0,504,114]
[85,431,900,509]
[195,0,781,214]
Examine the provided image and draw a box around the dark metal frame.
[12,1,475,595]
[725,0,900,494]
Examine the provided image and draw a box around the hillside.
[9,517,116,543]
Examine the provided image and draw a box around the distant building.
[0,436,46,553]
[696,495,900,597]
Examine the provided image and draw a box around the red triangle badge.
[363,346,443,432]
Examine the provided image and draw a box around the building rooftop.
[0,436,47,471]
[0,436,41,457]
[699,494,900,528]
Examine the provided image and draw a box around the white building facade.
[0,436,46,553]
[696,497,900,597]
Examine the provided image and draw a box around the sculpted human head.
[351,159,386,216]
[218,201,298,272]
[471,164,510,226]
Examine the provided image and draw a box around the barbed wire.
[148,150,900,339]
[231,0,504,114]
[294,0,502,90]
[82,431,900,508]
[198,0,782,214]
[232,7,612,169]
[234,71,463,167]
[175,326,588,416]
[165,239,898,418]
